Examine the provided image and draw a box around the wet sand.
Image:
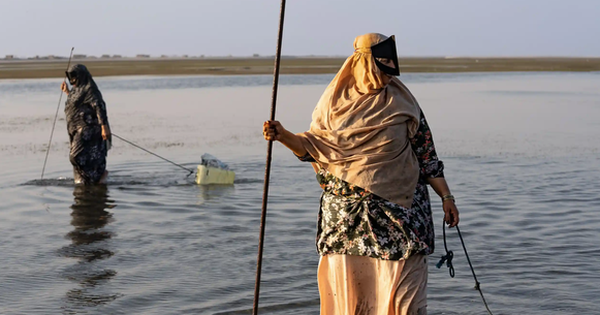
[1,57,599,79]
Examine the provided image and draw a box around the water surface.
[1,72,599,314]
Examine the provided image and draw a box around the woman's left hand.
[101,125,111,140]
[443,200,459,227]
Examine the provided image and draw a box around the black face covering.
[66,70,78,86]
[371,35,400,76]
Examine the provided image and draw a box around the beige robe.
[318,254,428,315]
[297,33,421,208]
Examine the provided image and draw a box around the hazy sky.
[1,0,598,58]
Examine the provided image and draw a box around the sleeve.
[295,152,316,162]
[410,109,445,179]
[91,98,109,126]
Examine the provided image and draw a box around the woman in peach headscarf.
[263,33,459,315]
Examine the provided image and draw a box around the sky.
[0,0,599,58]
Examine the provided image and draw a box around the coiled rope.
[437,222,495,315]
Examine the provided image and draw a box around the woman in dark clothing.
[60,64,111,184]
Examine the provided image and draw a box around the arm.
[91,99,111,141]
[101,124,111,141]
[263,121,319,173]
[263,120,307,157]
[411,110,459,227]
[427,177,459,227]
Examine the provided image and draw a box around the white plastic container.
[195,165,235,185]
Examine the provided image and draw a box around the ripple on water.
[2,73,600,314]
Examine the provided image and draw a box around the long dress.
[64,64,110,185]
[298,110,444,315]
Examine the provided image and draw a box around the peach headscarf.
[297,33,421,208]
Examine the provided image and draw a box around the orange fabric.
[297,33,421,208]
[318,254,428,315]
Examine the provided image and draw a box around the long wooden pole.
[41,47,74,179]
[252,1,286,314]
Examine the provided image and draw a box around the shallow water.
[1,72,600,314]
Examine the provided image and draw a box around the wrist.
[441,194,455,203]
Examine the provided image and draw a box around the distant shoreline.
[1,57,599,79]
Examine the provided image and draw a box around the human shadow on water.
[57,184,122,311]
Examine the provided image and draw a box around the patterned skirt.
[69,125,107,185]
[316,170,435,261]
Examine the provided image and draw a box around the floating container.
[195,153,235,185]
[195,165,235,185]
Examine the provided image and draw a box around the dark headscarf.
[64,64,110,141]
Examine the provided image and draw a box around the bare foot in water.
[99,170,109,184]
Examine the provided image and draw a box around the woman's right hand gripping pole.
[61,81,69,95]
[262,120,308,157]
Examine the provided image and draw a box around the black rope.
[438,222,494,315]
[112,133,194,177]
[253,1,287,314]
[436,221,455,277]
[41,47,74,180]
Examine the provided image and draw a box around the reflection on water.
[195,184,236,206]
[58,185,121,310]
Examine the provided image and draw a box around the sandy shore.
[1,57,599,79]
